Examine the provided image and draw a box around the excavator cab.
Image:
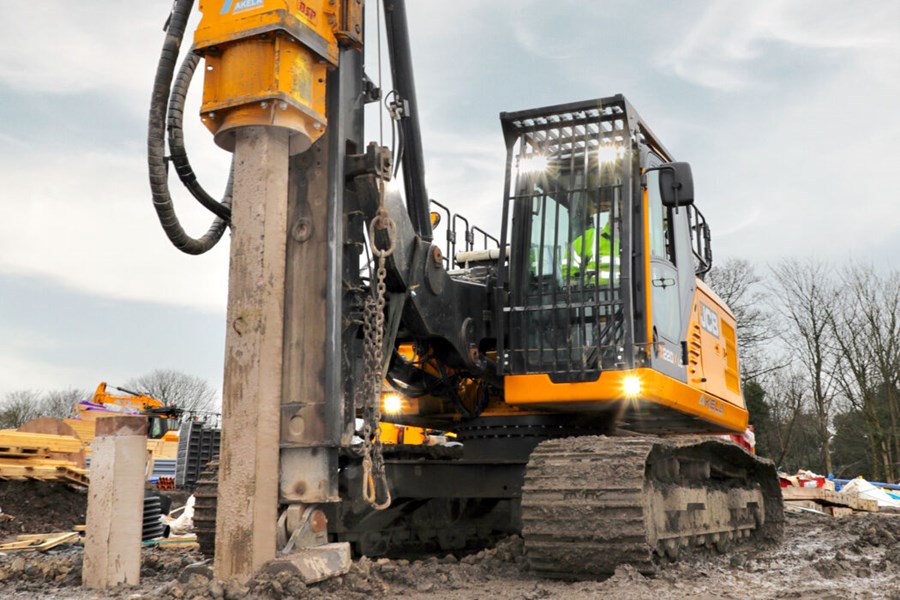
[501,100,630,382]
[497,96,739,435]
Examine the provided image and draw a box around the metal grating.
[500,99,637,382]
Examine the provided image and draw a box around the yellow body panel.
[194,0,347,152]
[688,280,743,407]
[641,182,654,363]
[378,422,427,445]
[504,367,747,434]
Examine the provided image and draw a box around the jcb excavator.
[148,0,782,579]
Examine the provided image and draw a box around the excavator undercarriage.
[523,436,782,578]
[195,430,782,579]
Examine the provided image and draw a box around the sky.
[1,0,899,397]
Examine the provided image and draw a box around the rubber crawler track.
[521,435,783,579]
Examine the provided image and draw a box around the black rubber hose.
[148,0,229,255]
[167,51,233,221]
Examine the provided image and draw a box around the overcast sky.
[1,1,898,398]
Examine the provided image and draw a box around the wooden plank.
[0,431,84,454]
[18,417,87,468]
[0,539,39,551]
[784,504,825,516]
[62,472,90,487]
[0,458,79,467]
[215,127,289,583]
[16,533,61,541]
[0,464,80,477]
[0,447,45,458]
[784,500,823,511]
[64,419,97,444]
[0,532,80,553]
[32,532,79,551]
[143,535,198,549]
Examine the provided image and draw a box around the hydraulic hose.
[167,51,232,222]
[148,0,230,255]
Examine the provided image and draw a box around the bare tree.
[860,269,900,481]
[41,387,88,419]
[828,265,900,481]
[705,258,778,380]
[124,369,218,414]
[0,390,43,429]
[757,368,809,470]
[771,259,838,474]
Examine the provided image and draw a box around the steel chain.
[360,196,394,510]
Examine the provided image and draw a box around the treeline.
[707,259,900,481]
[0,369,219,430]
[0,388,85,429]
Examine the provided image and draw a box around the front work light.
[597,143,625,164]
[622,375,642,398]
[518,154,549,174]
[382,393,403,415]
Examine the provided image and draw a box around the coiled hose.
[148,0,233,255]
[167,51,232,222]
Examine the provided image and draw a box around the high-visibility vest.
[562,223,616,284]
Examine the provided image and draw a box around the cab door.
[645,157,684,377]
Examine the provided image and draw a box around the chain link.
[359,189,394,510]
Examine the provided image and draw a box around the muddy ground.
[1,482,899,599]
[0,481,87,540]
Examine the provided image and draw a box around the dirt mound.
[0,481,87,540]
[0,546,204,599]
[148,536,531,600]
[0,547,82,596]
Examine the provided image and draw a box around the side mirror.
[648,162,694,208]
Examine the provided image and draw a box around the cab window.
[647,170,674,264]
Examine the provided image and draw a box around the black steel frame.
[497,95,663,382]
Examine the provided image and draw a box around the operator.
[561,205,617,285]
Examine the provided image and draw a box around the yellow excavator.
[147,0,782,579]
[65,382,181,458]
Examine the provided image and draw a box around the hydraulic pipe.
[383,0,433,242]
[829,477,900,492]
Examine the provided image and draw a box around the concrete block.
[82,415,147,589]
[263,542,351,584]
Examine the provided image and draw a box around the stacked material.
[779,469,878,517]
[0,430,89,487]
[836,477,900,509]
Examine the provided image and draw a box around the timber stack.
[0,430,89,487]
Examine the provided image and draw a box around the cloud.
[0,131,28,148]
[0,146,230,311]
[0,351,84,396]
[658,1,899,91]
[511,18,579,61]
[714,207,762,239]
[0,273,226,397]
[0,4,166,102]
